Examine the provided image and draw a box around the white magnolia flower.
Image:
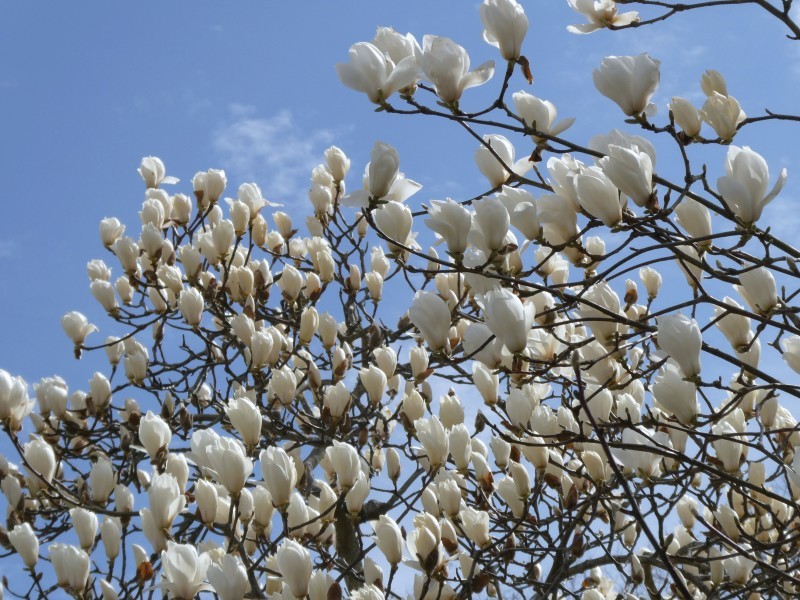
[717,146,787,226]
[574,166,623,226]
[160,542,212,599]
[701,92,745,141]
[409,291,452,352]
[147,472,186,530]
[425,198,473,255]
[373,515,404,564]
[336,42,418,103]
[260,446,297,507]
[342,142,422,208]
[482,288,535,353]
[593,54,660,116]
[414,415,449,472]
[782,336,800,374]
[480,0,528,60]
[139,411,172,459]
[138,156,179,188]
[8,522,39,568]
[669,97,702,137]
[475,134,533,188]
[598,144,654,208]
[567,0,639,34]
[513,91,574,141]
[736,266,779,315]
[421,35,494,104]
[657,313,703,378]
[208,554,250,600]
[50,544,90,592]
[61,311,97,346]
[276,539,313,598]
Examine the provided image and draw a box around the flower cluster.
[2,1,800,599]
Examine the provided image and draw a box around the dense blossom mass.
[3,0,800,599]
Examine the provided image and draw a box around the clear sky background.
[1,1,798,385]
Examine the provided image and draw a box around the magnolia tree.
[4,1,800,599]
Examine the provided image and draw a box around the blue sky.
[1,1,798,384]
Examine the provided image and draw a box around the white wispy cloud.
[0,240,16,258]
[212,106,337,210]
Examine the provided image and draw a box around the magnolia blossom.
[373,26,421,66]
[276,539,313,598]
[482,288,535,353]
[783,336,800,374]
[336,42,418,104]
[593,54,660,116]
[701,69,728,97]
[99,217,125,247]
[547,154,583,210]
[736,266,779,315]
[598,144,654,207]
[725,548,757,585]
[538,194,582,264]
[712,421,743,471]
[713,296,752,350]
[578,281,624,348]
[342,141,422,208]
[208,555,250,600]
[513,91,574,141]
[139,410,171,459]
[460,507,491,546]
[24,436,56,491]
[352,584,385,600]
[462,322,503,367]
[146,472,186,530]
[652,365,699,424]
[574,166,622,227]
[225,395,262,448]
[717,146,787,226]
[473,196,511,252]
[208,436,253,494]
[480,0,528,60]
[260,446,297,507]
[415,415,449,471]
[161,542,212,599]
[567,0,639,34]
[425,198,472,255]
[0,369,33,430]
[8,522,39,568]
[373,201,415,253]
[701,92,745,141]
[374,515,404,564]
[61,311,97,346]
[50,544,90,592]
[669,97,702,137]
[178,287,204,327]
[406,512,444,573]
[421,35,494,104]
[326,440,362,490]
[657,313,702,378]
[70,507,99,550]
[139,156,178,188]
[409,291,452,352]
[590,129,656,169]
[324,145,351,183]
[674,198,712,248]
[612,427,668,478]
[475,133,533,188]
